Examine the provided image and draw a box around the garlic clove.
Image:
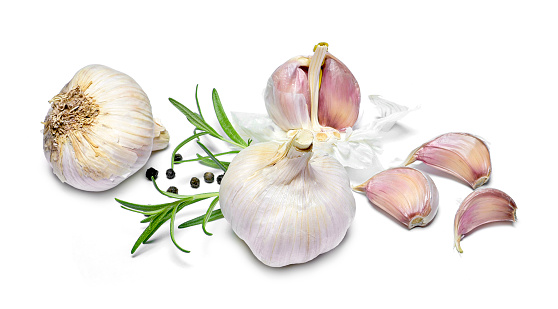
[354,167,439,229]
[219,129,356,267]
[43,64,169,191]
[402,133,491,189]
[317,53,361,130]
[264,56,312,131]
[454,188,517,253]
[152,118,170,151]
[264,43,360,133]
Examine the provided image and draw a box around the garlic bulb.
[43,64,169,191]
[264,43,360,132]
[219,129,356,267]
[354,167,439,228]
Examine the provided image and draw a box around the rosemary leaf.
[168,97,221,138]
[202,197,220,236]
[115,198,179,212]
[178,209,224,229]
[171,132,209,168]
[170,204,190,253]
[196,141,228,172]
[195,84,204,121]
[212,89,248,147]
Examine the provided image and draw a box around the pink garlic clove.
[264,43,361,132]
[403,132,491,189]
[454,188,517,253]
[317,53,361,130]
[354,167,439,229]
[264,56,312,131]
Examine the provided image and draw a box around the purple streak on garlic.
[264,56,311,131]
[354,167,439,229]
[318,54,361,130]
[403,133,491,189]
[454,188,517,253]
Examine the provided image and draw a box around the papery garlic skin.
[43,64,168,191]
[219,130,356,267]
[354,167,438,228]
[454,188,517,253]
[403,133,491,189]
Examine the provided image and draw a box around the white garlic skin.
[219,138,356,267]
[43,64,165,191]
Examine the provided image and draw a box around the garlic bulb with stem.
[354,167,439,229]
[219,129,356,267]
[43,64,169,191]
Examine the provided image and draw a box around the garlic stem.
[309,43,328,132]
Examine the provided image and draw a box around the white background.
[1,0,556,308]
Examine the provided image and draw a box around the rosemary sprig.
[119,86,249,254]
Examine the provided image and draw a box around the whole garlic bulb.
[219,129,356,267]
[264,44,361,132]
[43,64,169,191]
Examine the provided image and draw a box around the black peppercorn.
[217,174,224,185]
[174,153,183,162]
[166,168,175,179]
[146,167,158,180]
[204,172,214,183]
[167,186,178,194]
[190,177,200,188]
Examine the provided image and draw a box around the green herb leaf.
[202,197,220,236]
[115,198,179,212]
[131,210,169,254]
[195,154,230,170]
[212,89,248,148]
[170,203,190,253]
[195,84,204,120]
[171,132,209,168]
[178,209,224,229]
[151,176,193,199]
[197,141,228,172]
[174,150,239,165]
[169,97,221,138]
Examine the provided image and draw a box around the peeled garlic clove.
[219,129,356,267]
[454,188,517,253]
[403,133,491,189]
[318,53,361,130]
[264,56,312,131]
[43,64,168,191]
[354,167,439,229]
